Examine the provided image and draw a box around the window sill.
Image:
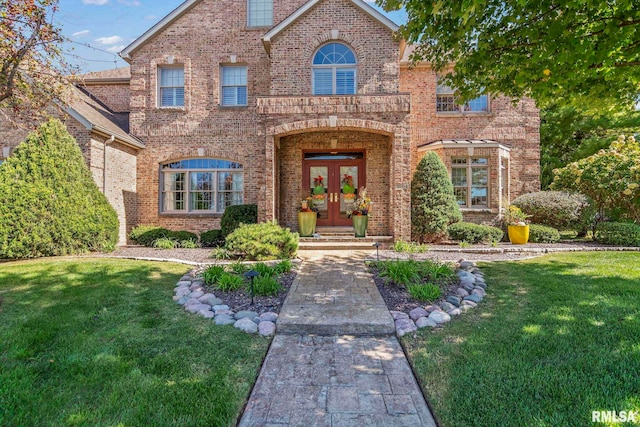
[219,105,249,109]
[436,112,493,118]
[460,208,494,213]
[157,107,186,112]
[160,212,223,218]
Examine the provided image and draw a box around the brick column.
[390,125,412,241]
[263,134,276,222]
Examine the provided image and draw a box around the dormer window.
[248,0,272,27]
[312,43,357,95]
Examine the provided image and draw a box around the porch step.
[299,236,392,251]
[314,226,353,236]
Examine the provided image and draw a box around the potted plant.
[347,187,372,237]
[298,196,318,237]
[505,205,531,244]
[313,175,325,195]
[341,174,355,200]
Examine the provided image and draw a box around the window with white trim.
[158,67,185,107]
[451,158,489,207]
[436,79,488,113]
[248,0,272,27]
[161,159,244,213]
[312,43,356,95]
[221,66,248,106]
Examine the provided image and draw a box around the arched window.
[312,43,357,95]
[161,158,244,213]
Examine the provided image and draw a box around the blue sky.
[56,0,408,73]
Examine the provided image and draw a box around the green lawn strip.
[0,258,269,426]
[403,252,640,427]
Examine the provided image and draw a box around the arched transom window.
[161,158,244,213]
[312,43,357,95]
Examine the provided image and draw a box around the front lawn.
[0,258,269,426]
[403,252,640,427]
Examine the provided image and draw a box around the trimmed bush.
[130,225,170,246]
[512,191,593,231]
[167,230,198,243]
[152,237,178,249]
[528,224,561,243]
[221,204,258,237]
[448,222,504,244]
[0,119,118,258]
[225,221,298,260]
[201,229,224,247]
[595,222,640,246]
[411,152,462,242]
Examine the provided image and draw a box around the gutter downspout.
[103,135,115,194]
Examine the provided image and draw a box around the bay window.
[452,158,489,208]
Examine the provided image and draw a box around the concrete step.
[299,236,392,251]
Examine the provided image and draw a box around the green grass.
[403,252,640,427]
[0,258,269,426]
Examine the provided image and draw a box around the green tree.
[0,118,118,258]
[381,0,640,111]
[411,152,462,242]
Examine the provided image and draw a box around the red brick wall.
[81,83,131,112]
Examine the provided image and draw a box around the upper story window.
[312,43,357,95]
[159,67,184,108]
[248,0,272,27]
[436,79,488,113]
[161,158,244,214]
[221,66,248,107]
[451,157,489,208]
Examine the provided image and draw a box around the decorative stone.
[474,281,487,289]
[395,318,417,337]
[472,288,487,298]
[446,296,461,307]
[176,280,191,288]
[428,311,451,324]
[235,310,259,321]
[458,270,476,283]
[214,314,236,325]
[447,308,462,316]
[461,282,475,293]
[177,296,189,305]
[199,294,223,306]
[172,295,181,301]
[455,287,470,298]
[461,300,478,308]
[191,279,205,287]
[185,298,201,306]
[189,283,203,291]
[459,261,476,269]
[259,312,279,323]
[189,290,204,299]
[471,268,483,275]
[175,288,191,298]
[258,321,276,337]
[185,303,211,314]
[390,310,410,320]
[199,309,215,319]
[212,304,231,312]
[424,305,441,313]
[440,302,456,312]
[463,293,483,303]
[415,317,438,328]
[215,309,234,316]
[409,307,428,321]
[234,318,258,334]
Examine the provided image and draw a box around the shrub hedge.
[447,222,504,244]
[225,221,298,260]
[0,119,118,258]
[595,222,640,246]
[129,225,170,246]
[221,204,258,236]
[512,191,593,231]
[200,229,224,247]
[528,224,561,243]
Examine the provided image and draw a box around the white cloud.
[95,35,124,45]
[106,45,126,53]
[82,0,109,5]
[72,30,90,38]
[118,0,141,5]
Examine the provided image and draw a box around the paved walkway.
[239,251,437,427]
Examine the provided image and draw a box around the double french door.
[302,152,366,227]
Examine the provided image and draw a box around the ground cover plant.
[0,259,269,426]
[202,261,291,297]
[402,252,640,426]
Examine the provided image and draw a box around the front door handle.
[330,193,334,203]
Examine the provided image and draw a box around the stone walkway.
[239,251,437,427]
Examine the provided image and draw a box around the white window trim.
[220,65,248,107]
[311,43,358,96]
[247,0,273,27]
[158,66,185,109]
[452,157,490,209]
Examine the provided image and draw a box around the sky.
[56,0,408,73]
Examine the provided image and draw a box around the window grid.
[161,159,243,213]
[248,0,272,27]
[221,66,248,106]
[159,67,185,107]
[436,79,488,113]
[312,43,357,95]
[451,157,489,208]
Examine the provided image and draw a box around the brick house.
[0,0,540,244]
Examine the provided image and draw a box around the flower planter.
[298,211,317,237]
[508,224,529,244]
[352,215,368,238]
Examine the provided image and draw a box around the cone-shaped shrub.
[411,152,462,242]
[0,119,118,258]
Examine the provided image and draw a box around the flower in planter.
[504,205,531,225]
[341,174,354,187]
[299,196,321,217]
[347,187,372,217]
[313,175,324,186]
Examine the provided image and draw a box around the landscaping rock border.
[391,259,487,336]
[172,271,279,337]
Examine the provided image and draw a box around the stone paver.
[239,251,436,427]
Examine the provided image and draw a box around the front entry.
[302,152,366,227]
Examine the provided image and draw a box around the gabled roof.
[65,86,144,149]
[262,0,400,55]
[120,0,200,60]
[79,67,131,84]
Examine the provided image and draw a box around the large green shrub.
[595,222,640,246]
[0,119,118,258]
[512,191,593,231]
[221,204,258,236]
[167,230,198,243]
[528,224,561,243]
[447,222,504,243]
[200,229,224,247]
[129,225,170,246]
[225,221,298,260]
[411,152,462,242]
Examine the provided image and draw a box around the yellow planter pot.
[508,224,530,244]
[298,211,317,237]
